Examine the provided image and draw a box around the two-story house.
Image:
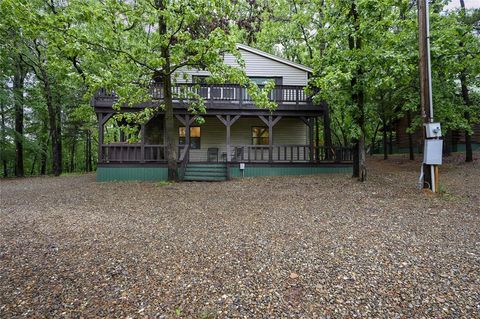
[92,44,352,181]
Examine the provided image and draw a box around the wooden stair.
[183,163,228,181]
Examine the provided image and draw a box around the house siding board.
[175,116,308,162]
[175,48,308,86]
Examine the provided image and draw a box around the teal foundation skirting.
[229,165,352,178]
[96,165,352,181]
[97,166,168,182]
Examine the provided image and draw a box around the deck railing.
[94,83,310,106]
[100,143,352,164]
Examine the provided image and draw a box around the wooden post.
[268,115,273,162]
[98,113,104,163]
[259,115,281,163]
[140,124,146,163]
[226,115,231,162]
[309,117,314,162]
[185,114,190,151]
[322,102,332,160]
[418,0,433,190]
[217,115,240,162]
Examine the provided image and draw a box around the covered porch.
[97,113,352,166]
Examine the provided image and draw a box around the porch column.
[185,114,191,149]
[217,115,241,162]
[259,115,282,163]
[98,113,113,163]
[98,113,103,163]
[309,117,315,162]
[140,124,146,163]
[175,114,197,159]
[300,116,315,162]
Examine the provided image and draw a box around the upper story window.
[249,77,282,85]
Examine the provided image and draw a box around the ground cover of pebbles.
[0,154,479,318]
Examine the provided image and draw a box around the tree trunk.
[42,72,62,176]
[349,2,366,181]
[383,124,388,160]
[70,139,76,172]
[407,111,414,160]
[30,153,37,175]
[0,100,8,177]
[40,122,49,175]
[157,0,178,181]
[459,0,472,163]
[323,103,332,160]
[352,140,359,178]
[388,121,393,155]
[85,130,92,172]
[14,58,26,177]
[56,92,63,173]
[460,73,473,162]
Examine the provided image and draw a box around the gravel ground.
[1,153,479,318]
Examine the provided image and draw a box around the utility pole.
[418,0,442,192]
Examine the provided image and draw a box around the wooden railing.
[94,83,310,106]
[99,143,352,164]
[232,145,353,163]
[100,143,167,163]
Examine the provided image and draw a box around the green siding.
[229,165,352,178]
[97,165,351,181]
[97,167,168,182]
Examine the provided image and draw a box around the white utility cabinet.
[424,139,443,165]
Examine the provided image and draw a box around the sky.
[444,0,480,10]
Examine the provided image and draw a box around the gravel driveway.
[1,154,479,318]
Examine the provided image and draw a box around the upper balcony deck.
[92,83,324,116]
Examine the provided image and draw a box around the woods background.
[0,0,478,178]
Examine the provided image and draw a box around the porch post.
[217,115,241,162]
[185,114,190,148]
[259,115,282,163]
[98,113,104,163]
[268,115,273,163]
[226,115,231,162]
[140,124,146,163]
[309,117,315,163]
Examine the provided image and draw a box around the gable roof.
[236,44,313,74]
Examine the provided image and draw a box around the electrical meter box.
[424,139,443,165]
[424,122,442,138]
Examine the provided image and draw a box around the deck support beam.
[259,115,282,163]
[217,115,241,162]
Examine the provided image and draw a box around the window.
[249,77,281,85]
[179,127,201,149]
[252,126,269,145]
